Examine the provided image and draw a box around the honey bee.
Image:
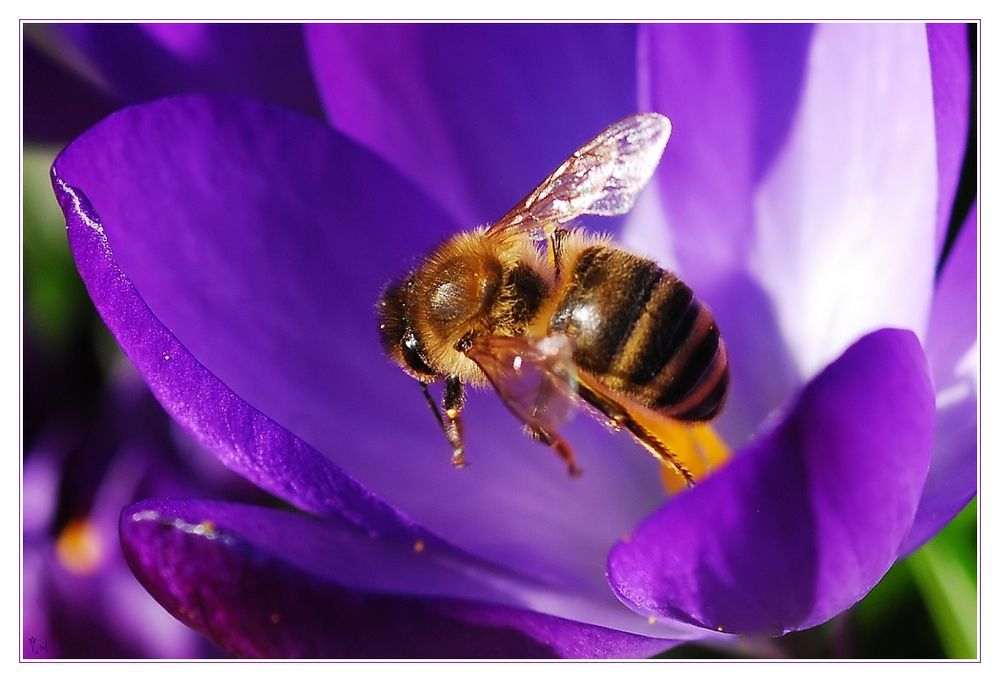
[377,113,728,485]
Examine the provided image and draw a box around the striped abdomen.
[548,245,728,421]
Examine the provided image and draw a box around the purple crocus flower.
[44,23,975,657]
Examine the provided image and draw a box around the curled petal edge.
[607,329,935,636]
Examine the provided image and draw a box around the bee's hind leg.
[575,382,695,488]
[528,425,582,478]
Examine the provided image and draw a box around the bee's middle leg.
[528,425,582,478]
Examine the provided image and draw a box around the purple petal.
[53,95,445,540]
[51,96,688,621]
[902,201,978,553]
[753,24,938,380]
[927,24,972,252]
[627,23,812,281]
[607,329,935,635]
[121,498,673,658]
[50,23,325,118]
[306,24,638,226]
[625,25,812,446]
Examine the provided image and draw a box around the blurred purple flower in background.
[22,354,268,658]
[28,22,976,657]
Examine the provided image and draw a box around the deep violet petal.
[120,498,675,658]
[608,329,934,636]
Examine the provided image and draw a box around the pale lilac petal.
[305,24,638,226]
[627,24,812,282]
[121,498,675,658]
[624,25,813,446]
[753,24,938,380]
[608,329,935,635]
[902,201,978,553]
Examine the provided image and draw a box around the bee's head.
[377,276,439,383]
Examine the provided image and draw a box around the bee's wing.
[487,113,671,242]
[465,334,579,437]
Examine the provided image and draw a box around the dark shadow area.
[937,23,977,276]
[23,42,119,144]
[44,24,326,120]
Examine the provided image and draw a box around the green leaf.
[24,145,88,348]
[907,499,978,659]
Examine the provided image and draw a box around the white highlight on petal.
[936,342,979,410]
[751,24,937,380]
[55,175,105,236]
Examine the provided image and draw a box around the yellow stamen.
[656,422,732,494]
[413,539,426,553]
[55,518,103,575]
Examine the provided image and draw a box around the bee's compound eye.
[377,278,437,382]
[401,329,437,379]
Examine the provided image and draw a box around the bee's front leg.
[418,379,466,468]
[443,375,467,468]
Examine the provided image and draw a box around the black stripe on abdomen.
[654,323,722,408]
[627,279,697,386]
[673,362,729,421]
[549,246,662,375]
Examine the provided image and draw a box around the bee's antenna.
[418,381,446,430]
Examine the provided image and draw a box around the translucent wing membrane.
[488,113,672,241]
[466,335,580,438]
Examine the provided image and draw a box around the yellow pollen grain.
[413,539,426,553]
[647,616,656,625]
[445,409,458,419]
[55,518,103,575]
